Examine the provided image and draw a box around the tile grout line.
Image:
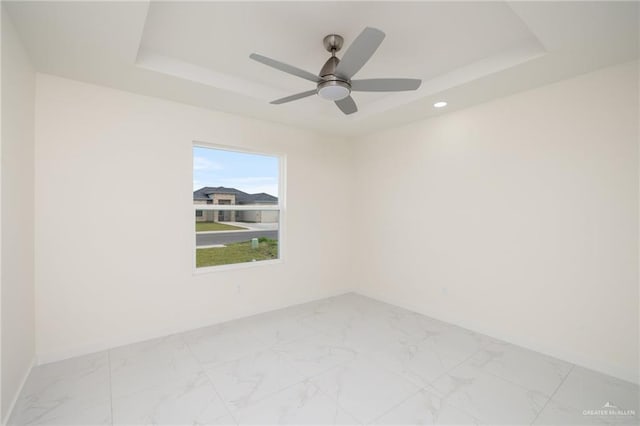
[407,347,488,422]
[211,345,302,420]
[279,316,494,423]
[107,350,114,426]
[458,340,575,400]
[180,333,239,425]
[365,388,423,425]
[311,381,364,425]
[234,358,364,424]
[287,351,379,425]
[289,336,440,424]
[529,364,575,426]
[428,346,485,389]
[423,345,568,425]
[366,343,498,424]
[301,351,376,424]
[177,322,323,421]
[474,362,571,401]
[212,335,365,423]
[309,336,485,424]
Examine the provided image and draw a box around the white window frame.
[192,141,286,274]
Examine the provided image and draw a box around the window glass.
[193,145,280,269]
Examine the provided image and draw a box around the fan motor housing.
[317,54,351,101]
[319,56,341,78]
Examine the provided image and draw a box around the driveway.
[196,230,278,247]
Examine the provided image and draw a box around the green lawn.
[195,221,247,232]
[196,238,278,267]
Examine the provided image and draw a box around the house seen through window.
[193,145,280,269]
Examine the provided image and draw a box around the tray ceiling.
[4,1,638,136]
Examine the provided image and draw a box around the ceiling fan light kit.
[250,27,422,115]
[317,81,351,101]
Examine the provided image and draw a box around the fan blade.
[250,53,321,83]
[270,90,317,105]
[335,96,358,115]
[334,27,385,79]
[351,78,421,92]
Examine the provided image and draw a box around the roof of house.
[193,186,278,204]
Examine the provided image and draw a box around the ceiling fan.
[249,27,422,115]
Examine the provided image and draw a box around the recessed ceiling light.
[433,101,448,108]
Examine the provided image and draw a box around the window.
[193,144,281,269]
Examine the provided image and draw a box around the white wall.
[34,74,354,363]
[1,8,36,421]
[28,54,640,386]
[353,61,639,384]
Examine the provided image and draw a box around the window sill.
[192,258,283,275]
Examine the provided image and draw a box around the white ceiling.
[4,1,639,137]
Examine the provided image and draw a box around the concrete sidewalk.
[226,221,278,231]
[195,222,278,234]
[196,230,278,247]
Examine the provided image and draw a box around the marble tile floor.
[8,293,639,425]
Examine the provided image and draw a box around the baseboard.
[2,356,36,426]
[355,289,639,385]
[36,290,351,365]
